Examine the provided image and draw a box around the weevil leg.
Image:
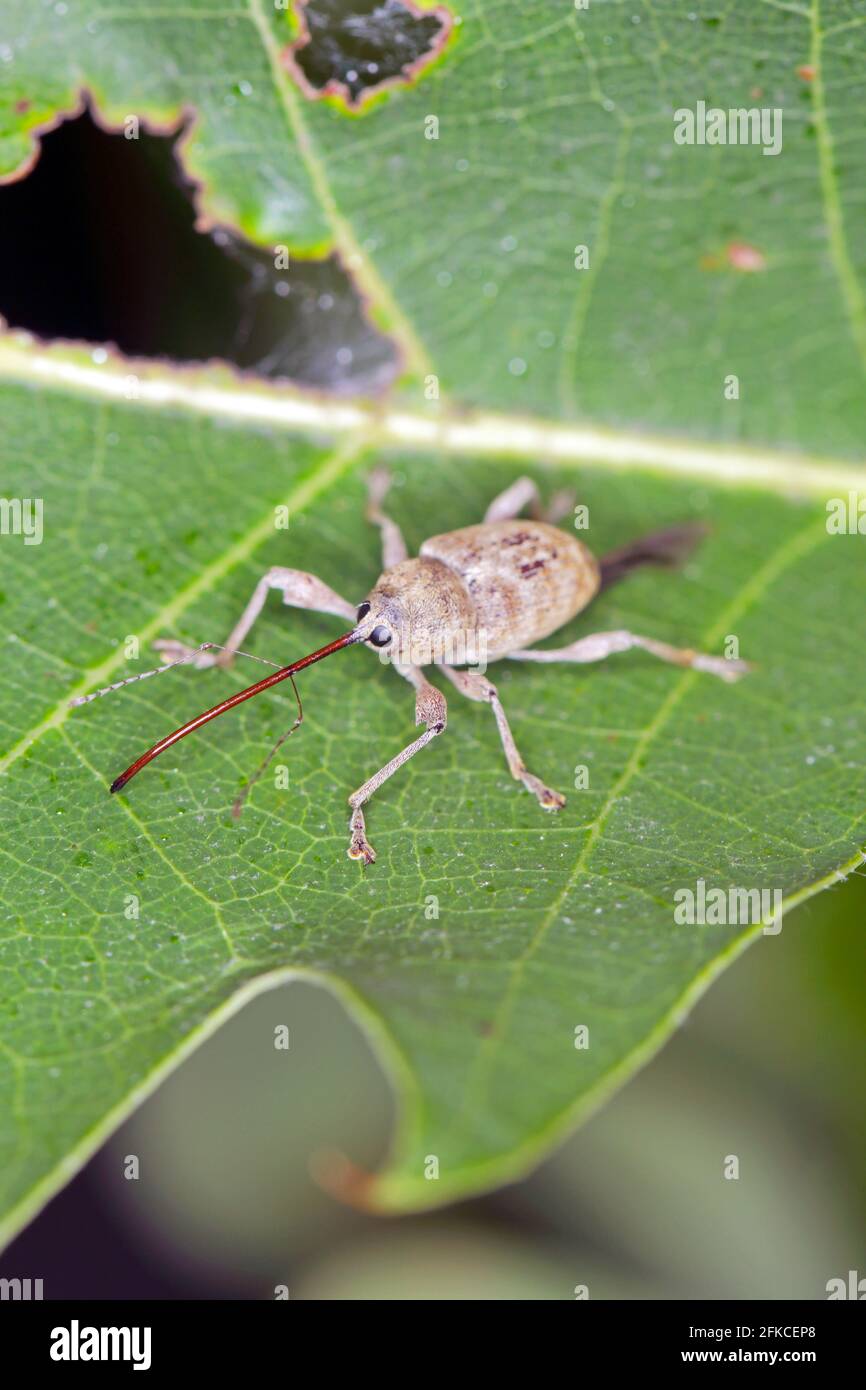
[542,488,576,525]
[366,466,408,568]
[347,666,447,864]
[483,476,574,525]
[154,568,357,671]
[483,476,539,522]
[508,630,750,682]
[438,664,566,810]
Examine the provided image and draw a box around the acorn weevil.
[74,470,749,864]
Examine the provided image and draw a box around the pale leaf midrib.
[0,337,862,496]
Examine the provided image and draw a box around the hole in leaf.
[287,0,452,107]
[0,106,399,393]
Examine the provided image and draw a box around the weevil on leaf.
[73,471,749,864]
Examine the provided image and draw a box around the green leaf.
[3,0,866,440]
[0,0,865,1244]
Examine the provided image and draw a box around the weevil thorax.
[356,557,477,667]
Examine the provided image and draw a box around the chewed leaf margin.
[282,0,457,114]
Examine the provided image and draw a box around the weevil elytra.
[76,471,749,864]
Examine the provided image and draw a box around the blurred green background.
[11,865,855,1300]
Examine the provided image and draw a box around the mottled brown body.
[364,519,600,662]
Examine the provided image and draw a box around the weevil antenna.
[109,629,362,795]
[231,679,303,821]
[69,643,284,707]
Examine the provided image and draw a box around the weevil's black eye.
[356,601,371,621]
[368,625,392,647]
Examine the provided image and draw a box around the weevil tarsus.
[87,469,749,864]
